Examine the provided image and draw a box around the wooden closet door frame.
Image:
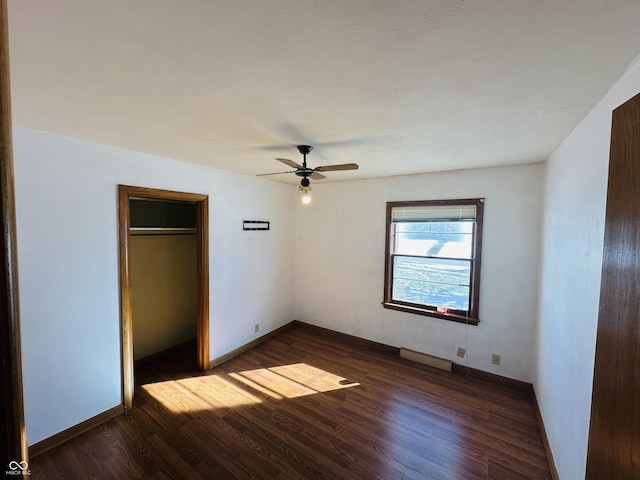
[1,0,28,466]
[118,185,209,409]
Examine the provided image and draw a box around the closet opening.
[118,186,209,410]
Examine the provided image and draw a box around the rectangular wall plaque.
[243,220,270,231]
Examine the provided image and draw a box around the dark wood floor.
[30,323,551,479]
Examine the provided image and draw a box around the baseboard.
[209,321,295,368]
[532,389,560,480]
[451,363,533,392]
[291,320,401,355]
[29,404,124,458]
[293,322,532,393]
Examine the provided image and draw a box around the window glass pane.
[394,221,473,259]
[392,256,470,311]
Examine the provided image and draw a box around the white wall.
[294,163,543,382]
[13,127,296,445]
[534,56,640,480]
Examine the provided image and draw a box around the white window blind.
[391,205,477,223]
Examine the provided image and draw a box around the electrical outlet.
[492,354,501,365]
[254,323,260,333]
[456,347,466,358]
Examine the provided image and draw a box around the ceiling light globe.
[299,184,312,206]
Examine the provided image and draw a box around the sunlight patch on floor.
[142,374,263,412]
[228,372,284,400]
[141,363,360,412]
[236,363,360,399]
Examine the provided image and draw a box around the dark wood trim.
[0,0,28,467]
[382,301,480,325]
[196,196,210,370]
[210,321,295,368]
[29,405,124,458]
[117,187,133,409]
[451,363,532,392]
[533,389,560,480]
[383,201,393,303]
[291,320,401,355]
[121,185,208,203]
[211,320,403,368]
[118,185,209,409]
[471,198,484,318]
[383,198,484,323]
[586,92,640,478]
[384,198,486,208]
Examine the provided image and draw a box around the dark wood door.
[586,92,640,478]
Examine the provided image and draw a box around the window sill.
[382,302,479,326]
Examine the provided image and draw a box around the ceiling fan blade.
[315,163,359,172]
[310,171,326,180]
[256,170,295,177]
[276,158,303,169]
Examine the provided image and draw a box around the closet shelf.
[130,227,196,236]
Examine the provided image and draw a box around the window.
[383,198,484,325]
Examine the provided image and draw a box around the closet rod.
[130,227,197,236]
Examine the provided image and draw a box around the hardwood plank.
[30,324,551,479]
[29,405,123,457]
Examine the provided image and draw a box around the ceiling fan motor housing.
[295,169,314,178]
[258,144,358,180]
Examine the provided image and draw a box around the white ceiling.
[7,1,640,184]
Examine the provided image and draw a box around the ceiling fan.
[257,145,359,205]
